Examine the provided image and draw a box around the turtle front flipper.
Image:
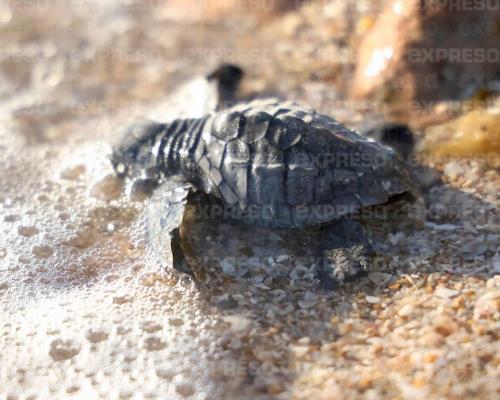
[318,219,374,289]
[147,177,194,276]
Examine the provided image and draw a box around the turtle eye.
[115,162,127,176]
[111,151,129,178]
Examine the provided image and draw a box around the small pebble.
[142,336,166,351]
[474,291,500,319]
[434,287,460,299]
[221,258,237,276]
[276,254,290,263]
[113,294,132,304]
[49,339,81,361]
[398,304,414,317]
[368,272,393,286]
[366,296,381,304]
[221,315,251,332]
[444,161,465,179]
[18,226,39,237]
[32,245,54,258]
[217,294,238,309]
[86,328,109,343]
[298,291,318,309]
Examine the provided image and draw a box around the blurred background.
[2,0,500,155]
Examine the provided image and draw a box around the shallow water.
[0,3,252,398]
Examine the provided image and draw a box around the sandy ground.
[0,1,498,399]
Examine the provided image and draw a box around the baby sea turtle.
[111,94,415,288]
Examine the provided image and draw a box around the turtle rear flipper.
[318,219,374,289]
[206,64,244,111]
[147,178,194,275]
[364,123,415,160]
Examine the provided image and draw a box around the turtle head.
[111,121,166,181]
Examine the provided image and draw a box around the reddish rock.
[351,0,500,117]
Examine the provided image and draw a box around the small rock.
[419,331,445,347]
[434,287,460,299]
[298,291,318,309]
[143,336,167,351]
[4,214,19,222]
[66,385,80,394]
[290,345,310,358]
[32,245,53,258]
[266,381,285,395]
[368,272,393,286]
[49,339,81,361]
[273,262,292,277]
[366,296,381,304]
[85,328,109,343]
[221,258,237,276]
[276,254,290,263]
[389,232,405,245]
[433,315,459,336]
[174,378,195,397]
[221,315,251,332]
[398,304,414,317]
[156,368,175,380]
[486,277,499,289]
[474,290,500,319]
[216,294,238,309]
[65,232,96,249]
[141,321,163,333]
[168,318,184,327]
[444,161,465,179]
[290,265,309,281]
[17,226,39,237]
[338,322,353,335]
[113,294,132,304]
[424,222,459,231]
[119,390,133,399]
[297,337,310,345]
[461,242,488,260]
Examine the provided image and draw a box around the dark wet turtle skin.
[112,98,415,287]
[113,98,413,229]
[364,123,415,161]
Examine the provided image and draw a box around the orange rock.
[351,0,500,118]
[422,108,500,159]
[433,314,459,337]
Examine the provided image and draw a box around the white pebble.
[366,296,381,304]
[435,287,460,299]
[398,304,414,317]
[444,161,465,179]
[276,254,290,263]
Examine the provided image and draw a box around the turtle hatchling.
[111,90,415,288]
